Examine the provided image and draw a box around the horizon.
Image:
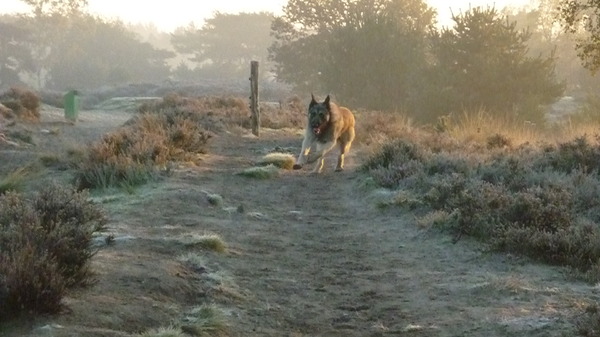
[0,0,536,32]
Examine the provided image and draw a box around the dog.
[293,94,355,173]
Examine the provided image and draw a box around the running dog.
[293,94,355,173]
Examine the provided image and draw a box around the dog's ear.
[309,93,317,108]
[324,95,331,108]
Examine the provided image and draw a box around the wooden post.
[250,61,260,137]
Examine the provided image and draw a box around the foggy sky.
[0,0,535,32]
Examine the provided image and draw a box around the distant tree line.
[3,0,600,124]
[270,0,570,123]
[0,1,275,91]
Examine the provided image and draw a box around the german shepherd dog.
[293,94,355,173]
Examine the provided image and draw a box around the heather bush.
[362,139,425,171]
[76,108,212,189]
[0,184,107,319]
[139,93,305,131]
[138,93,250,132]
[486,133,512,149]
[365,134,600,280]
[534,136,600,174]
[0,87,41,121]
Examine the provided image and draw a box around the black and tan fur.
[293,94,355,173]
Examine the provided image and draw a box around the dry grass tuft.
[134,326,186,337]
[0,166,31,194]
[236,164,280,179]
[259,152,295,170]
[181,304,228,337]
[178,252,206,272]
[443,109,540,147]
[354,109,415,147]
[204,192,224,207]
[181,233,228,253]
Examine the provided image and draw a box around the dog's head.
[308,94,331,136]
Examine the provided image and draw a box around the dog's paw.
[335,167,344,172]
[293,164,303,170]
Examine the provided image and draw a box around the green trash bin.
[64,90,80,122]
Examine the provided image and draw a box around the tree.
[559,0,600,72]
[48,16,174,89]
[0,11,174,91]
[171,12,275,79]
[0,19,33,88]
[428,7,564,122]
[19,0,88,17]
[269,0,436,111]
[15,0,89,88]
[509,2,600,95]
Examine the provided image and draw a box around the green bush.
[0,184,107,319]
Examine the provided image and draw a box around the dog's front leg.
[293,134,313,170]
[307,141,336,174]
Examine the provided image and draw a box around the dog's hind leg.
[336,129,355,171]
[336,142,350,171]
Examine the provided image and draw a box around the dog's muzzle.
[312,123,324,135]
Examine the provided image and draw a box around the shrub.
[0,185,107,319]
[364,134,600,280]
[76,110,212,189]
[487,133,512,149]
[361,139,424,171]
[138,94,250,132]
[0,87,41,121]
[368,160,424,189]
[0,244,66,317]
[535,136,600,174]
[76,155,157,190]
[576,302,600,337]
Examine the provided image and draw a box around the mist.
[0,0,597,124]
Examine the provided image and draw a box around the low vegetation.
[0,87,41,122]
[236,165,280,179]
[133,304,228,337]
[362,109,600,282]
[258,152,295,170]
[0,166,31,194]
[75,93,304,190]
[0,184,107,320]
[75,95,214,190]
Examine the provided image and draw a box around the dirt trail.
[156,129,590,337]
[2,109,596,337]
